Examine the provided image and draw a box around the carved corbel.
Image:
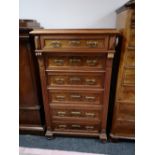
[107,53,114,59]
[34,36,40,50]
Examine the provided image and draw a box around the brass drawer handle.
[87,41,98,48]
[70,94,82,100]
[69,58,81,64]
[85,126,94,130]
[85,79,96,85]
[57,111,66,116]
[86,59,97,66]
[71,124,81,128]
[58,125,67,128]
[56,95,65,100]
[71,111,81,115]
[85,96,95,101]
[55,78,65,84]
[51,40,61,48]
[69,77,81,83]
[69,40,80,46]
[85,112,95,117]
[54,59,64,65]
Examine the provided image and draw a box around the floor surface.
[19,134,135,155]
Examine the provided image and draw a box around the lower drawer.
[53,121,100,133]
[118,102,135,120]
[48,89,103,105]
[47,72,104,88]
[50,105,101,121]
[113,119,135,136]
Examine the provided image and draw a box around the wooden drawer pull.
[58,125,67,128]
[85,96,95,101]
[72,124,81,128]
[87,41,98,48]
[56,95,65,101]
[85,126,94,130]
[69,40,80,46]
[85,112,95,117]
[51,41,61,48]
[57,111,66,116]
[85,79,96,85]
[86,59,97,66]
[71,111,81,115]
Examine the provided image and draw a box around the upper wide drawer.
[45,54,106,71]
[40,35,109,50]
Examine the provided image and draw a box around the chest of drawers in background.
[19,20,45,134]
[30,29,119,141]
[110,0,135,140]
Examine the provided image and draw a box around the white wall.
[19,0,129,28]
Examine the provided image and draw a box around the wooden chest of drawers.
[30,29,119,140]
[110,0,135,140]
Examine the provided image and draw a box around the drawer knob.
[50,41,61,48]
[69,40,80,46]
[87,41,98,48]
[85,79,96,85]
[85,112,95,117]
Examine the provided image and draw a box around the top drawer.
[40,35,109,50]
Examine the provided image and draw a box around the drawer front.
[117,102,135,120]
[123,68,135,85]
[47,72,104,88]
[117,86,135,101]
[125,50,135,67]
[45,55,106,70]
[113,120,135,136]
[41,35,108,49]
[53,121,100,133]
[48,90,103,104]
[52,109,101,120]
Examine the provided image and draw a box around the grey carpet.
[19,135,135,155]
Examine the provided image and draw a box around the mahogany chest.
[19,20,45,134]
[30,29,119,140]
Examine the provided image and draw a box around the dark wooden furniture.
[30,29,119,140]
[110,0,135,140]
[19,20,45,134]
